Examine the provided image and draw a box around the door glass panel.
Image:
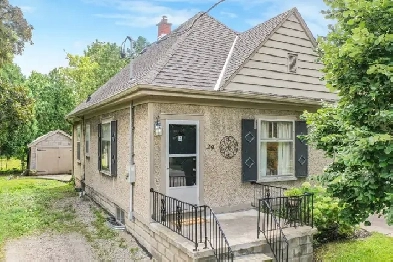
[169,157,196,187]
[169,124,197,155]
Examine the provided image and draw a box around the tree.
[304,0,393,225]
[132,36,150,58]
[0,63,35,165]
[0,82,34,157]
[64,38,149,104]
[26,69,75,136]
[0,0,33,68]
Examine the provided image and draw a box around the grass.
[315,233,393,262]
[0,158,22,172]
[0,176,77,260]
[0,176,142,261]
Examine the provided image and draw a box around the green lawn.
[0,158,22,171]
[315,233,393,262]
[0,176,77,259]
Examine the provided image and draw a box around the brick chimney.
[157,15,172,40]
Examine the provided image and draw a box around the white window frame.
[100,119,112,174]
[85,123,91,157]
[256,116,297,182]
[115,205,125,225]
[76,124,81,161]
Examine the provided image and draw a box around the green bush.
[292,182,355,243]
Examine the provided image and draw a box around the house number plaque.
[219,136,239,159]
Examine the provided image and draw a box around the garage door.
[36,147,72,174]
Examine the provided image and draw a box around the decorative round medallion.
[219,136,239,159]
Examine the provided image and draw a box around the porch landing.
[214,209,261,246]
[150,209,271,261]
[150,209,316,261]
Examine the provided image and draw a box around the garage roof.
[28,130,72,148]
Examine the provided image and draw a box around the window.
[76,124,81,161]
[241,119,308,182]
[259,120,294,179]
[116,206,125,225]
[288,53,298,73]
[101,122,111,171]
[85,124,90,156]
[98,120,117,175]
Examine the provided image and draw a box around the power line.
[172,0,227,37]
[126,0,227,57]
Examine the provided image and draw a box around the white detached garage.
[28,130,72,175]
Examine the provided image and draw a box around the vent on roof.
[288,53,298,73]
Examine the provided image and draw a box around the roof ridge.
[148,13,238,85]
[203,12,239,35]
[241,7,296,34]
[141,13,204,84]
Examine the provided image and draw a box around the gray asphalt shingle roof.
[69,7,320,116]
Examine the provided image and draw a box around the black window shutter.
[111,120,117,176]
[98,123,101,171]
[295,120,308,177]
[242,119,258,182]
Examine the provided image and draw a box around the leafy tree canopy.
[26,69,75,136]
[64,37,149,104]
[304,0,393,225]
[0,0,33,68]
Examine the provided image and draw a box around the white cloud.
[242,0,330,36]
[20,5,36,13]
[92,0,198,28]
[220,11,237,18]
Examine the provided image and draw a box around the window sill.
[257,176,298,183]
[100,170,113,177]
[85,155,90,159]
[77,160,81,165]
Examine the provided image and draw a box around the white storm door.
[166,120,199,205]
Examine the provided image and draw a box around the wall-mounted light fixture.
[154,116,162,136]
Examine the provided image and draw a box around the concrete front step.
[195,240,275,261]
[234,253,273,261]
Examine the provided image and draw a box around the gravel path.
[5,233,95,262]
[4,195,150,262]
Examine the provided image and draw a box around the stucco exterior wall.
[133,103,151,221]
[82,108,131,216]
[72,104,151,224]
[152,103,331,211]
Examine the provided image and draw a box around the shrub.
[293,182,355,243]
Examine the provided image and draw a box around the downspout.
[82,116,86,193]
[129,101,136,220]
[69,119,75,188]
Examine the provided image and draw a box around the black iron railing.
[251,182,287,207]
[257,193,314,262]
[258,198,289,262]
[150,189,234,261]
[205,206,234,261]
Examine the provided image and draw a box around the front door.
[167,120,199,205]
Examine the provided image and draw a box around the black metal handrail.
[257,193,314,262]
[205,206,234,261]
[251,182,287,207]
[150,189,234,261]
[258,198,289,262]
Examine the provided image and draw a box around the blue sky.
[11,0,330,76]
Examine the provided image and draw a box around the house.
[28,130,72,175]
[67,8,334,261]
